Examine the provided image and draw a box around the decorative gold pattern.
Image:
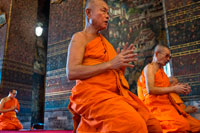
[172,48,200,57]
[170,40,200,50]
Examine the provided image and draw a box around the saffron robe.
[0,98,23,130]
[68,34,162,133]
[139,68,190,133]
[170,93,200,133]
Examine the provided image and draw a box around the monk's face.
[156,47,171,66]
[9,90,17,98]
[88,0,109,30]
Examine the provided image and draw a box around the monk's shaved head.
[154,44,170,54]
[9,89,17,93]
[85,0,106,9]
[85,0,96,9]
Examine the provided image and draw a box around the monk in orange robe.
[66,0,162,132]
[139,44,192,133]
[0,89,23,130]
[169,76,200,133]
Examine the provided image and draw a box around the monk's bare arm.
[66,33,136,80]
[67,33,112,80]
[0,98,15,113]
[144,64,171,94]
[144,64,190,95]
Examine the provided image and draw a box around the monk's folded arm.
[0,99,16,113]
[144,64,175,95]
[67,62,113,80]
[0,108,15,113]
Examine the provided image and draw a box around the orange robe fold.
[139,68,190,133]
[68,34,162,133]
[0,98,23,130]
[170,93,200,133]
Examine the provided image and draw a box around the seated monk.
[139,44,192,133]
[169,76,200,133]
[0,89,23,130]
[66,0,162,132]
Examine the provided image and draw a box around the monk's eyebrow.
[101,6,108,11]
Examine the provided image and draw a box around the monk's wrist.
[106,62,112,70]
[171,86,176,93]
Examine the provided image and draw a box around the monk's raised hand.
[109,47,137,69]
[117,43,135,54]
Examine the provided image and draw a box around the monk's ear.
[155,51,159,58]
[86,8,92,18]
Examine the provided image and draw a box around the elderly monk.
[139,44,192,133]
[169,76,200,133]
[66,0,162,133]
[0,90,23,130]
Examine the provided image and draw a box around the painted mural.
[107,0,166,93]
[164,0,200,119]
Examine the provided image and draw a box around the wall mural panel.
[44,0,83,129]
[107,0,166,93]
[0,0,38,129]
[164,0,200,119]
[0,0,11,88]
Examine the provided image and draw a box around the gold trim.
[46,68,65,75]
[167,6,200,18]
[48,43,68,53]
[46,97,69,101]
[170,40,200,50]
[167,1,200,12]
[168,15,200,26]
[45,90,71,96]
[46,73,66,80]
[47,49,67,57]
[3,58,33,67]
[172,49,200,57]
[48,38,71,46]
[4,0,13,57]
[2,80,33,89]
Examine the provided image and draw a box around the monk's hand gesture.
[110,43,137,69]
[173,83,191,95]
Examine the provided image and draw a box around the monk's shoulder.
[71,31,88,46]
[0,97,7,103]
[144,63,158,74]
